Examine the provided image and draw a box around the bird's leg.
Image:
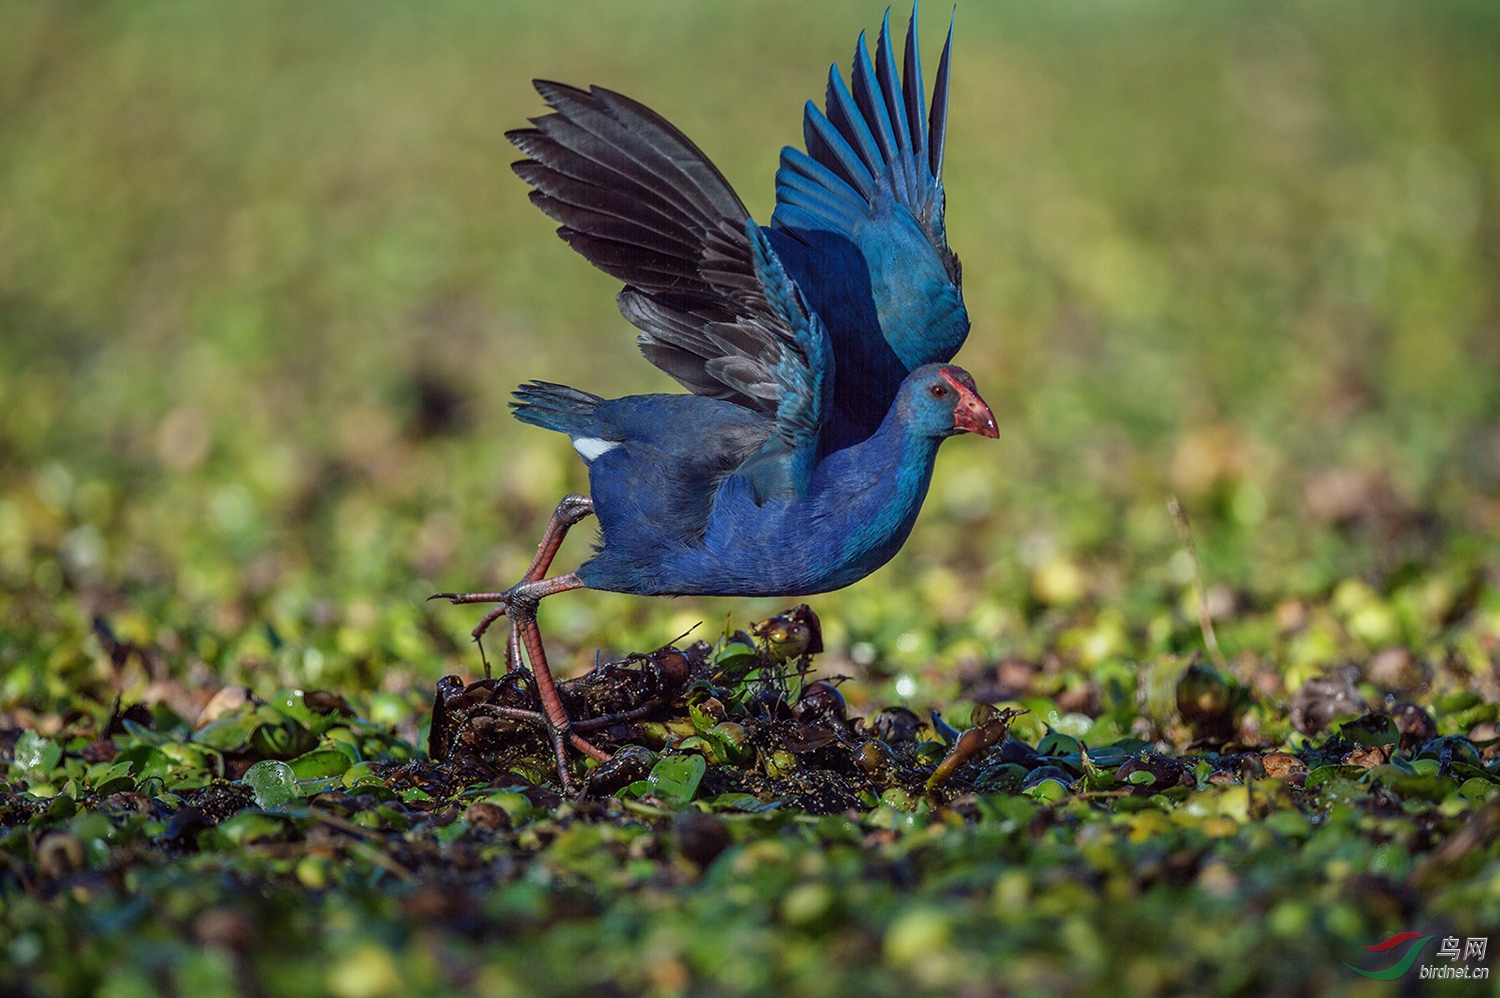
[429,495,595,676]
[500,494,592,674]
[504,571,611,794]
[520,494,594,583]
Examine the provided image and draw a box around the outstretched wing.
[770,9,967,380]
[508,84,832,499]
[728,224,833,500]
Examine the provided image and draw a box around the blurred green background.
[2,0,1497,715]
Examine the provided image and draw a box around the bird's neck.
[825,403,943,506]
[801,407,943,582]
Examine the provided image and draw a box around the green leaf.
[216,811,289,846]
[930,711,961,747]
[709,793,777,813]
[1037,732,1080,757]
[1459,777,1495,800]
[243,760,301,807]
[1333,713,1399,748]
[248,716,318,760]
[120,719,167,747]
[1305,765,1368,789]
[1025,778,1070,803]
[192,707,264,752]
[647,755,706,804]
[288,749,351,780]
[11,731,62,782]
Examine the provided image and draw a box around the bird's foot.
[459,698,612,797]
[545,725,611,796]
[427,587,523,676]
[432,571,595,793]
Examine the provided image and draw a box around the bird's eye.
[930,384,947,398]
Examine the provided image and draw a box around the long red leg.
[507,572,612,792]
[429,495,595,677]
[429,497,606,791]
[520,494,593,582]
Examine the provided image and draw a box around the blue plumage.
[437,8,992,791]
[769,8,968,450]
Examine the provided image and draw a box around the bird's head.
[898,364,999,440]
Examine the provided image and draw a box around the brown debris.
[1343,743,1392,769]
[1261,752,1307,780]
[1289,673,1365,735]
[926,706,1028,792]
[1392,703,1438,749]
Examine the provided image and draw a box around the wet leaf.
[1334,713,1400,748]
[11,731,62,783]
[243,760,301,807]
[647,755,706,804]
[192,707,266,752]
[288,749,352,780]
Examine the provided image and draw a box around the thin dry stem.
[1167,494,1230,672]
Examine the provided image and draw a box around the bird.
[432,8,991,793]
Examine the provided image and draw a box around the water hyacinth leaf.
[1025,777,1070,802]
[709,793,778,813]
[159,742,219,777]
[1459,777,1496,800]
[1037,732,1080,757]
[95,775,136,795]
[192,707,266,752]
[1415,736,1481,767]
[677,735,711,759]
[249,715,319,760]
[120,719,168,746]
[1447,761,1500,784]
[1084,743,1135,766]
[288,749,352,780]
[1380,770,1461,802]
[11,731,62,782]
[647,755,706,803]
[709,638,758,677]
[346,783,398,802]
[1078,742,1119,792]
[131,748,169,781]
[1305,765,1368,789]
[1334,713,1399,748]
[709,722,752,764]
[243,760,301,807]
[216,811,290,846]
[84,760,133,788]
[267,689,320,726]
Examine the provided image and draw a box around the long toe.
[568,731,612,763]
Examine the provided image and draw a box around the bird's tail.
[510,381,606,435]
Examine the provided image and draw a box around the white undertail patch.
[572,437,620,462]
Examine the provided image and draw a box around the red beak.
[942,369,999,438]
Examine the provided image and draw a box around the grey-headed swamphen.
[433,9,991,792]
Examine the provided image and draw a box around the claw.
[433,495,599,792]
